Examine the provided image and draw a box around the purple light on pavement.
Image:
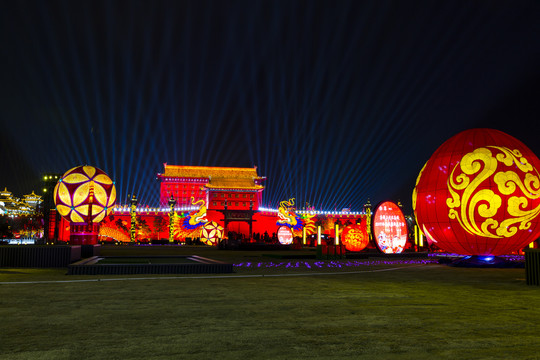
[233,258,439,269]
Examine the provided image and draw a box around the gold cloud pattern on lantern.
[447,146,540,239]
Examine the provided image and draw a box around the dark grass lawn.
[0,247,539,359]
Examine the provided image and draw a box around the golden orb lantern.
[54,166,116,245]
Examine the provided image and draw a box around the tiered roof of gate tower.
[157,164,265,210]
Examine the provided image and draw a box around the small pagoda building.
[0,188,36,216]
[23,191,43,209]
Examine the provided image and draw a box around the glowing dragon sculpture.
[277,198,302,232]
[299,213,316,237]
[171,197,209,240]
[183,197,208,230]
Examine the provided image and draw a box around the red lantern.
[341,224,369,252]
[413,129,540,256]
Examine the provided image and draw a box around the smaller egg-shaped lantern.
[341,223,370,252]
[54,166,116,224]
[277,226,294,245]
[201,221,224,246]
[372,201,408,254]
[413,128,540,256]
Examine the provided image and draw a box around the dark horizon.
[2,0,540,214]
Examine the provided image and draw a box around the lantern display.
[341,224,369,252]
[277,226,293,245]
[413,128,540,256]
[54,166,116,223]
[372,201,408,254]
[54,165,116,245]
[200,221,224,246]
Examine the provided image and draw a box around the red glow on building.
[157,164,265,211]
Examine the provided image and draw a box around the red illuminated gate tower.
[157,164,265,212]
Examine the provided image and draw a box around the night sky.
[1,0,539,213]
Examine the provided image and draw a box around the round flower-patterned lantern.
[54,166,116,224]
[413,129,540,256]
[341,224,369,252]
[201,221,224,246]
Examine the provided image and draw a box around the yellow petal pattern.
[57,182,72,206]
[77,205,89,216]
[70,211,84,223]
[63,173,89,184]
[73,183,90,207]
[94,174,112,185]
[83,166,96,178]
[53,183,59,202]
[108,186,117,207]
[93,183,108,206]
[93,211,106,223]
[91,205,104,216]
[56,204,71,217]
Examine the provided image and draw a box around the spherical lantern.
[201,221,224,246]
[54,166,116,224]
[341,224,369,252]
[413,128,540,256]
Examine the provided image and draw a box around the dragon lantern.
[277,198,302,232]
[171,197,209,241]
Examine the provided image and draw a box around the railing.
[0,245,81,267]
[525,249,540,286]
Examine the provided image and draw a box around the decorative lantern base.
[69,223,100,245]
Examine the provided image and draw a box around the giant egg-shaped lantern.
[413,129,540,256]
